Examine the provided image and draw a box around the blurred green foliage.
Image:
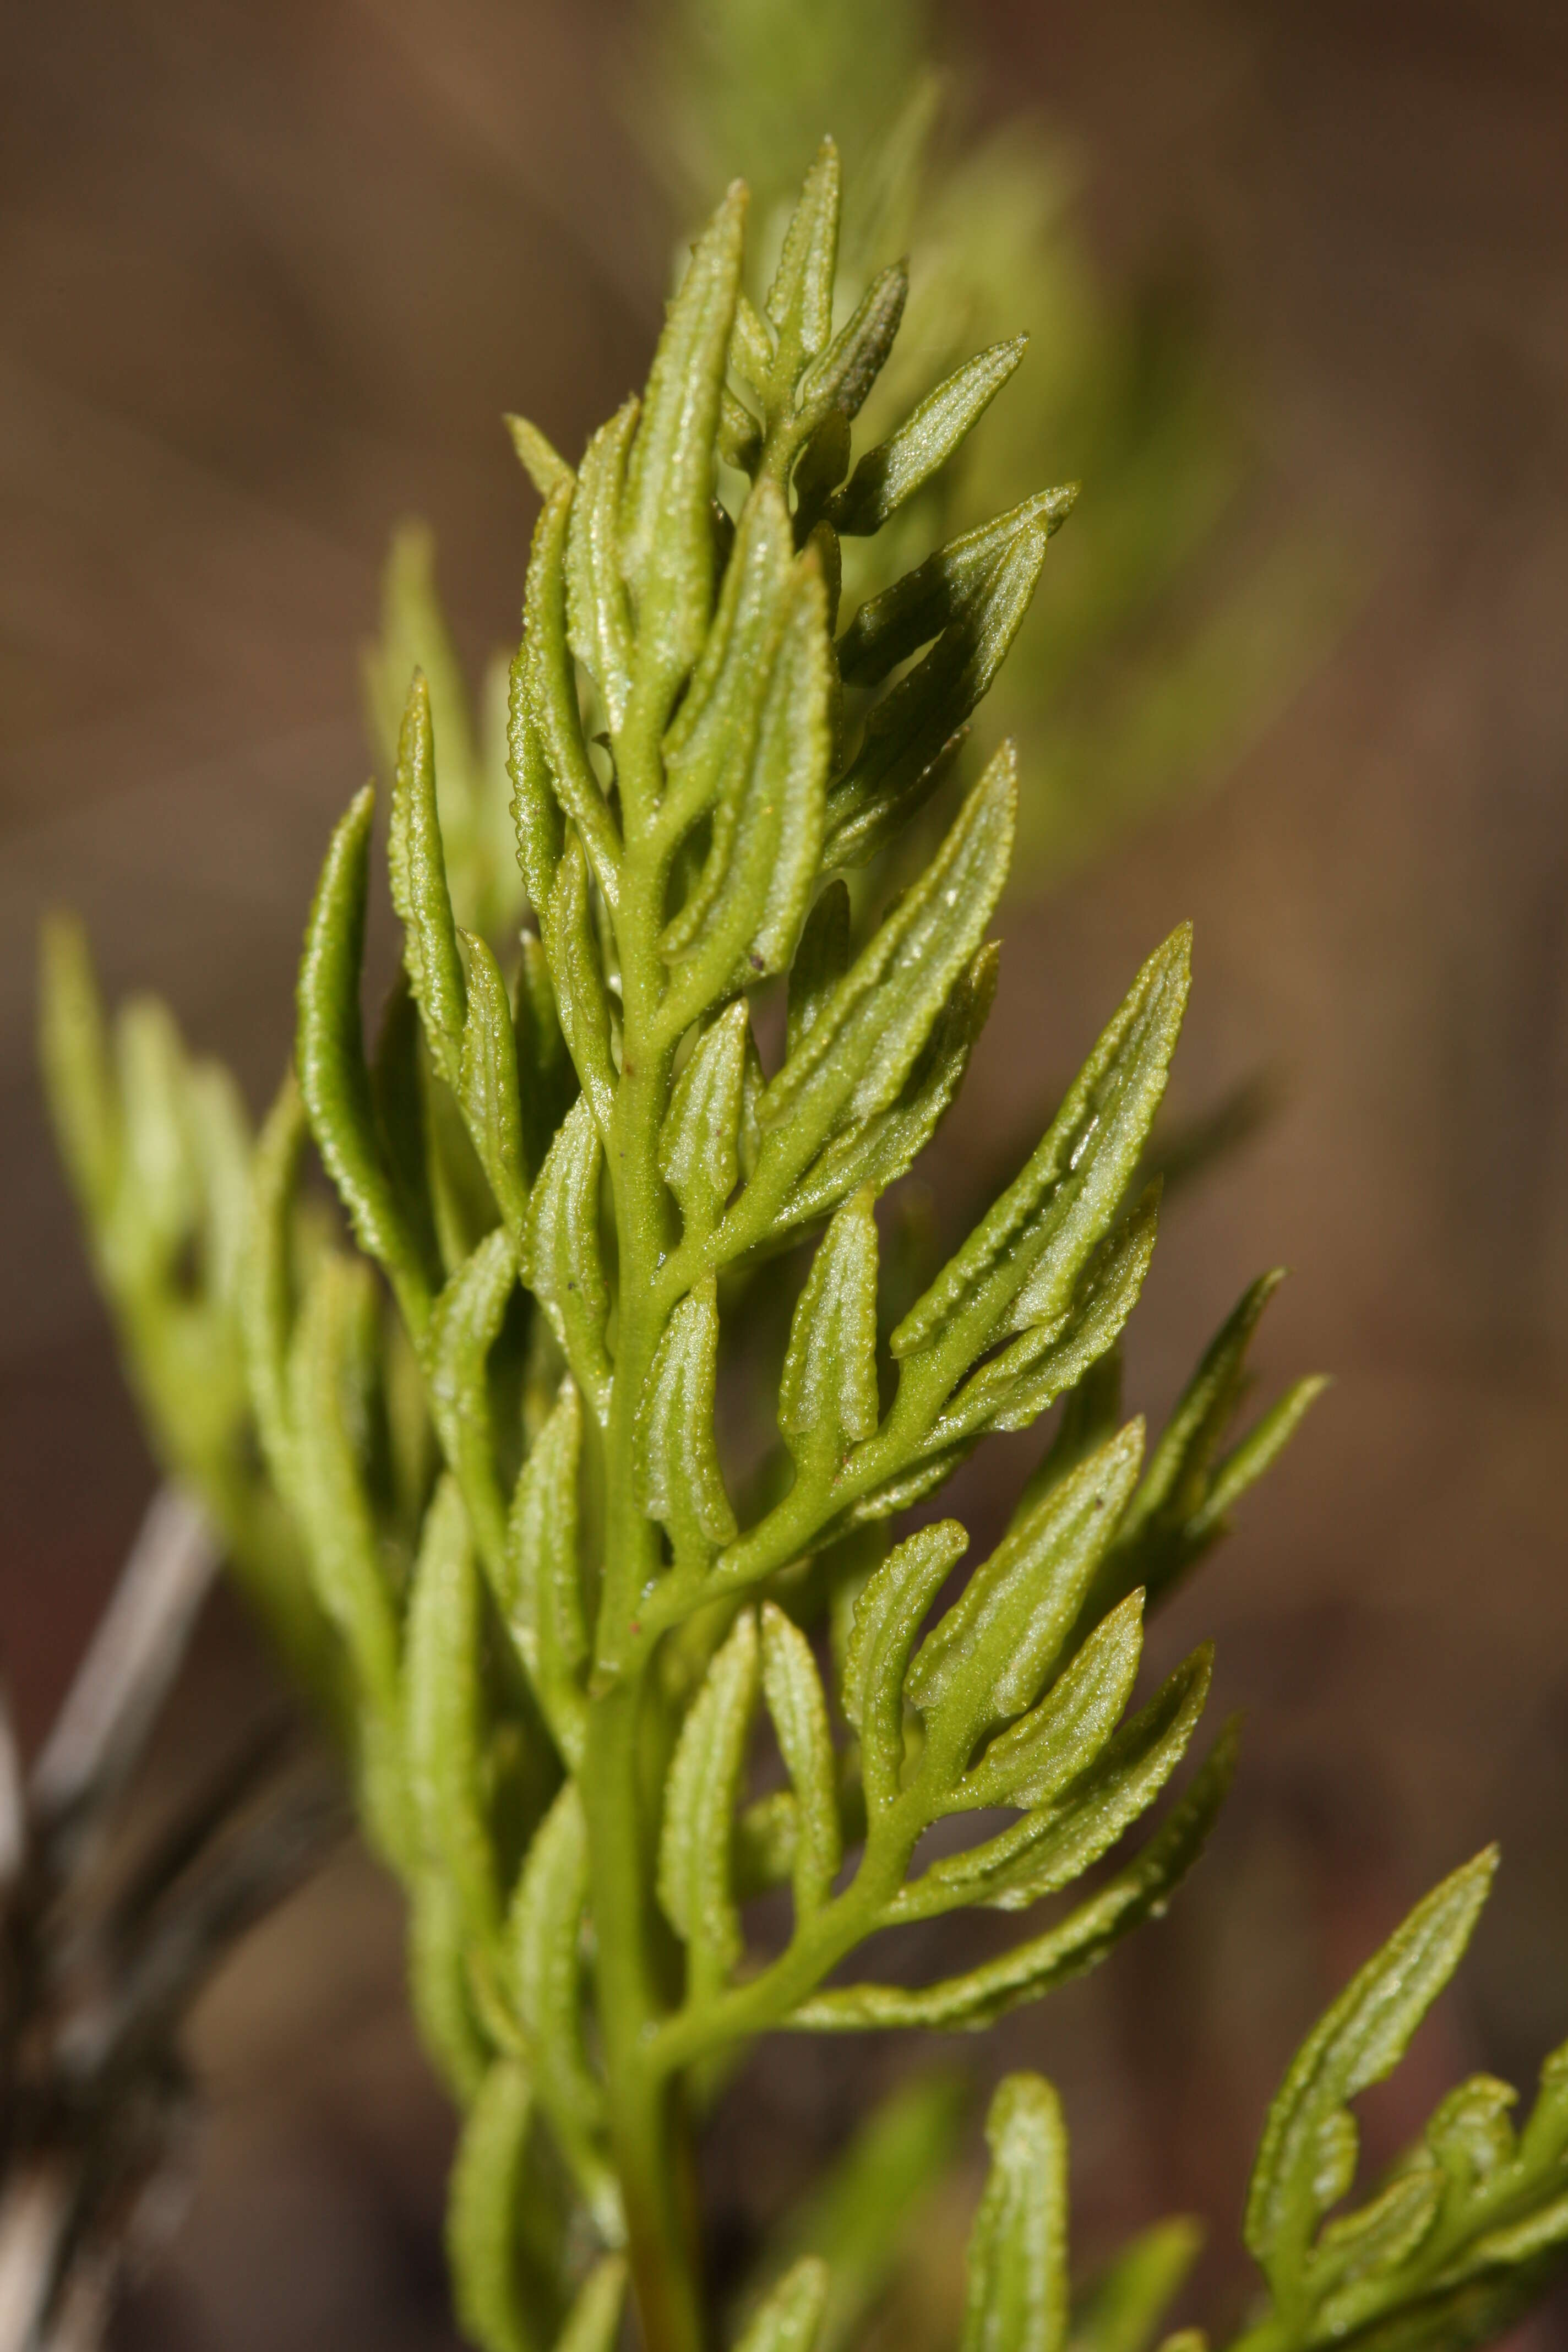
[637,0,1351,884]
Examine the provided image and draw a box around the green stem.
[583,1681,704,2352]
[644,1779,933,2081]
[585,803,708,2352]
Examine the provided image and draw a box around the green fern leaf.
[553,2259,629,2352]
[622,184,748,723]
[523,1096,613,1423]
[505,1376,590,1767]
[661,1001,752,1242]
[389,669,468,1087]
[1245,1850,1498,2303]
[39,912,121,1223]
[448,2057,543,2352]
[1070,2219,1202,2352]
[524,481,623,904]
[838,487,1077,687]
[760,748,1015,1152]
[764,140,840,386]
[506,412,573,499]
[410,1868,492,2104]
[507,1783,622,2241]
[425,1229,516,1583]
[735,2258,830,2352]
[297,786,434,1337]
[830,336,1028,537]
[893,927,1189,1372]
[949,1589,1146,1814]
[455,929,531,1245]
[759,1602,842,1921]
[285,1250,401,1734]
[1080,1272,1327,1629]
[824,522,1049,868]
[774,943,997,1234]
[638,1278,738,1565]
[507,639,564,914]
[928,1186,1161,1453]
[777,1188,880,1469]
[566,398,639,737]
[405,1476,502,1948]
[658,1608,760,2001]
[908,1425,1146,1754]
[792,1720,1238,2031]
[907,1645,1212,1921]
[962,2073,1069,2352]
[841,1520,968,1812]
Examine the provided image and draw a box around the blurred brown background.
[3,0,1567,2345]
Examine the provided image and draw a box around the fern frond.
[1233,1855,1568,2352]
[45,140,1338,2352]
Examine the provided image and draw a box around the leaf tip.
[1106,1413,1147,1487]
[985,2067,1061,2139]
[712,178,750,240]
[1469,1840,1502,1888]
[505,411,573,499]
[1212,1709,1244,1775]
